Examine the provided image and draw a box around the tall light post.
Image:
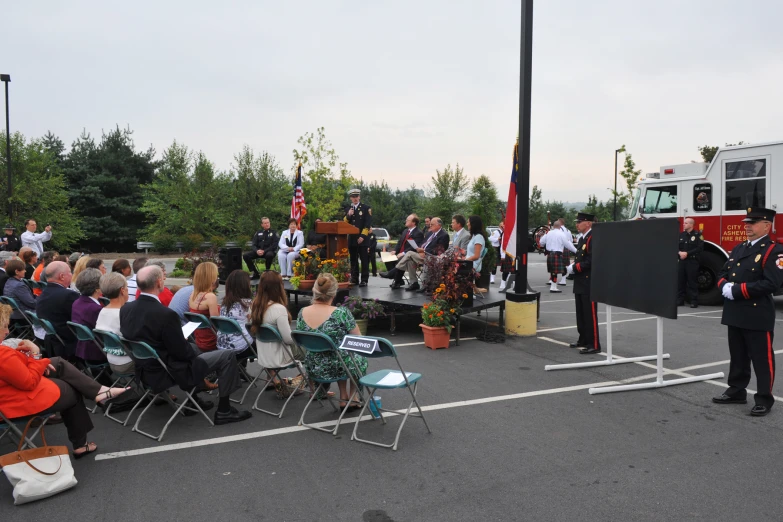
[613,147,622,221]
[1,74,11,221]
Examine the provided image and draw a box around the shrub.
[181,233,204,252]
[151,233,177,254]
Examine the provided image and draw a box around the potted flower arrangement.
[420,298,462,350]
[421,248,475,305]
[340,296,385,335]
[291,248,321,290]
[318,248,352,288]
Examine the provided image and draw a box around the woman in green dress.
[296,273,368,409]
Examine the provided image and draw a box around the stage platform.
[281,278,508,345]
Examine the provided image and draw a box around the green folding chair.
[209,316,259,404]
[183,312,216,335]
[349,336,431,451]
[291,330,364,436]
[120,337,214,441]
[0,296,35,339]
[92,329,142,426]
[25,311,68,355]
[21,279,36,292]
[251,324,307,418]
[67,321,112,413]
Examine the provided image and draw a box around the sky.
[3,0,783,203]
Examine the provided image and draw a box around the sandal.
[95,386,130,404]
[73,442,98,460]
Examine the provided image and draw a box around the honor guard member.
[243,217,280,279]
[366,229,378,277]
[344,188,372,286]
[565,212,601,354]
[713,207,783,416]
[677,217,704,308]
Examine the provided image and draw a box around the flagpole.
[515,0,533,294]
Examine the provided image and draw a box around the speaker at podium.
[218,247,242,283]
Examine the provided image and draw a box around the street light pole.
[1,74,11,222]
[613,148,622,221]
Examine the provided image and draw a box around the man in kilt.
[539,222,577,293]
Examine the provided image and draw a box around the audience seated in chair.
[95,272,134,375]
[0,251,14,295]
[133,260,173,306]
[3,259,37,333]
[0,303,128,459]
[125,257,148,303]
[85,257,107,275]
[120,265,251,425]
[71,268,107,364]
[278,218,304,280]
[217,270,254,358]
[22,249,38,280]
[70,255,91,291]
[295,273,367,409]
[36,261,79,359]
[188,262,219,351]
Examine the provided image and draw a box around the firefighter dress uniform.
[677,227,703,307]
[344,188,372,286]
[714,207,783,416]
[568,212,601,354]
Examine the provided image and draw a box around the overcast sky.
[3,1,783,203]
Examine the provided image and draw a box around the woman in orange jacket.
[0,304,128,459]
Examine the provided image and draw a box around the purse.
[0,417,78,505]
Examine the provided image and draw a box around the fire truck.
[628,141,783,305]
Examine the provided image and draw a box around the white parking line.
[537,310,722,332]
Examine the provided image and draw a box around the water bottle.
[368,395,382,418]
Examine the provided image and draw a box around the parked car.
[372,228,395,253]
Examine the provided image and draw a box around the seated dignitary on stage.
[306,218,328,259]
[36,261,79,359]
[448,214,471,255]
[243,217,279,280]
[380,214,423,281]
[120,266,251,425]
[380,217,449,291]
[278,218,304,280]
[0,303,129,459]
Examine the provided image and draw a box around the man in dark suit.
[566,212,601,354]
[344,188,373,287]
[713,207,783,417]
[381,217,449,291]
[0,251,13,295]
[36,261,79,359]
[243,217,279,279]
[120,266,251,425]
[379,214,425,289]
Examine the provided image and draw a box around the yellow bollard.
[505,292,538,337]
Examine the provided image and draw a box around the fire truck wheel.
[697,251,723,306]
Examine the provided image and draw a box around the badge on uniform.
[755,254,762,262]
[359,211,363,216]
[582,244,586,250]
[776,258,783,270]
[691,236,695,241]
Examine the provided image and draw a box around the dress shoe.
[350,280,359,286]
[214,406,252,425]
[751,405,771,416]
[690,303,698,308]
[192,395,214,411]
[358,282,367,287]
[569,342,586,348]
[712,394,747,404]
[579,347,601,355]
[390,281,403,290]
[379,271,391,279]
[405,282,420,291]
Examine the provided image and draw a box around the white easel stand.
[545,305,666,371]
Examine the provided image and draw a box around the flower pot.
[419,324,451,350]
[338,282,351,290]
[298,279,316,291]
[355,318,369,336]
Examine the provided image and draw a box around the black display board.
[590,219,679,320]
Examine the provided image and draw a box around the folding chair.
[92,329,143,425]
[209,316,259,404]
[0,296,35,339]
[183,312,216,335]
[349,336,431,451]
[291,330,364,435]
[120,337,214,441]
[99,297,110,306]
[21,279,36,292]
[25,311,68,356]
[0,409,48,450]
[251,325,307,418]
[67,321,112,413]
[36,281,48,289]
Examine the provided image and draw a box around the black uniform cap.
[742,207,776,222]
[575,212,595,223]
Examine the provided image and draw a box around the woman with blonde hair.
[188,261,219,351]
[70,255,91,291]
[295,273,367,409]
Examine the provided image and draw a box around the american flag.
[291,162,307,226]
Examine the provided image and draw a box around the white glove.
[566,263,574,276]
[722,282,734,300]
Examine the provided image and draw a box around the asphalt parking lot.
[3,256,783,521]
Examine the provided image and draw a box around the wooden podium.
[315,221,359,259]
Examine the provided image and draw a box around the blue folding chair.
[120,337,214,441]
[209,316,259,404]
[291,330,364,435]
[67,321,112,413]
[91,329,141,425]
[0,410,48,450]
[349,336,431,451]
[251,324,307,418]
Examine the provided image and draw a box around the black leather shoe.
[569,342,586,348]
[214,406,252,425]
[390,281,403,289]
[690,303,698,308]
[712,394,747,404]
[579,347,601,355]
[379,271,390,278]
[405,282,420,291]
[751,405,771,416]
[193,395,214,411]
[358,282,367,287]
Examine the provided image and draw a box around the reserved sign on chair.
[340,336,378,354]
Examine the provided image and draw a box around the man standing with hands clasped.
[713,207,783,417]
[344,188,372,287]
[566,212,601,354]
[677,217,703,308]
